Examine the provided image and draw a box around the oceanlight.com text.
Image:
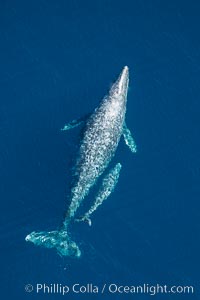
[25,283,194,296]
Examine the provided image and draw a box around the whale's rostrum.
[25,66,137,257]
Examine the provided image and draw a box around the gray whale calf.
[25,66,137,257]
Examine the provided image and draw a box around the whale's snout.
[109,66,129,98]
[118,66,129,94]
[121,66,129,78]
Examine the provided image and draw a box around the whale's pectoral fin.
[61,114,90,131]
[75,163,122,226]
[76,216,92,226]
[123,122,137,153]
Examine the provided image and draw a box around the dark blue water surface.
[1,0,200,299]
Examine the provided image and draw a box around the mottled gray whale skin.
[25,66,137,257]
[66,66,129,220]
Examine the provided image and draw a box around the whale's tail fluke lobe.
[25,229,81,257]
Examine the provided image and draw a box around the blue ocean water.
[0,0,200,299]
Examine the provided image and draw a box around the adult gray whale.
[25,66,137,257]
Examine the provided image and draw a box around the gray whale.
[25,66,137,257]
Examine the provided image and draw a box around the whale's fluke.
[25,230,81,257]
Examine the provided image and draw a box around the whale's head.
[106,66,129,118]
[109,66,129,101]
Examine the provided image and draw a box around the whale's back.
[71,95,126,196]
